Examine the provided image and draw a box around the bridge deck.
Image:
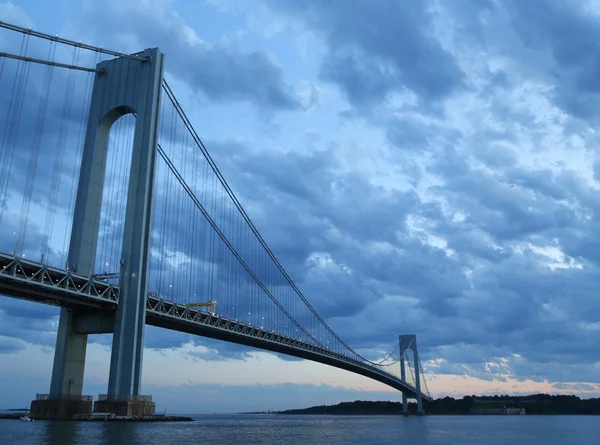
[0,252,430,401]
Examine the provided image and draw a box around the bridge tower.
[31,48,164,419]
[400,334,424,415]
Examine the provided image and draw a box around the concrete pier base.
[93,395,155,417]
[30,395,93,420]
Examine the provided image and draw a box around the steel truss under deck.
[0,252,119,308]
[0,252,430,401]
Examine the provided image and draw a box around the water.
[0,414,598,444]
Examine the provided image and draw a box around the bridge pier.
[31,308,116,419]
[32,47,164,419]
[50,308,88,399]
[100,46,163,417]
[400,334,425,415]
[400,347,408,414]
[30,308,92,419]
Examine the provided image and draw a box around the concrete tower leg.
[411,338,424,415]
[33,48,163,420]
[50,309,87,399]
[98,48,163,416]
[32,308,91,419]
[400,334,424,416]
[399,335,408,414]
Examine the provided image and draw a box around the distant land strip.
[243,394,600,415]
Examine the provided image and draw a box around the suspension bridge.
[0,21,432,419]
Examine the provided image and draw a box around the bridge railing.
[145,295,431,399]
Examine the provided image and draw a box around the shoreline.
[273,395,600,416]
[0,413,193,422]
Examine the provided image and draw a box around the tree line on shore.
[277,394,600,415]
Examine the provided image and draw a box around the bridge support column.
[31,308,93,419]
[50,308,87,398]
[103,47,163,416]
[400,334,424,416]
[74,47,163,416]
[414,344,423,414]
[400,341,408,415]
[36,47,163,419]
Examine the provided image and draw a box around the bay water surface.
[1,413,598,444]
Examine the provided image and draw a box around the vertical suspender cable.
[0,34,32,228]
[16,40,57,256]
[42,45,78,262]
[156,93,169,294]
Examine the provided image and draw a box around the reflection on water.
[1,414,599,445]
[44,421,80,445]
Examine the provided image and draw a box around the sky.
[1,0,600,413]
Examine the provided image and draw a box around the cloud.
[76,0,301,111]
[0,307,57,349]
[503,0,600,119]
[0,2,33,28]
[264,0,465,109]
[147,120,600,381]
[0,335,25,354]
[3,0,600,406]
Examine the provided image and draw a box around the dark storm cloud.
[413,136,600,355]
[504,0,600,119]
[144,326,262,361]
[266,0,465,108]
[0,52,94,265]
[251,0,600,375]
[205,125,600,383]
[5,0,600,389]
[207,139,470,330]
[428,151,580,244]
[76,0,300,111]
[0,302,57,350]
[432,0,600,120]
[0,336,24,354]
[0,298,57,321]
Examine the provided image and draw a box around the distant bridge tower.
[400,334,424,415]
[37,48,164,419]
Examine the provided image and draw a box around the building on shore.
[469,399,526,415]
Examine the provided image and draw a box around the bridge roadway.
[0,252,431,401]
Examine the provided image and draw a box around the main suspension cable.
[162,79,403,367]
